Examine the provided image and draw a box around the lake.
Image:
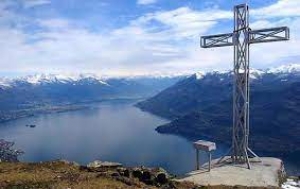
[0,100,298,175]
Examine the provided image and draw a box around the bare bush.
[0,139,24,162]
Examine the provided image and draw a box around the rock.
[141,170,156,185]
[123,169,130,177]
[116,167,126,176]
[156,172,168,184]
[141,170,151,181]
[96,172,109,177]
[141,171,157,185]
[132,169,143,179]
[111,172,120,177]
[59,159,70,164]
[72,161,80,167]
[59,159,80,167]
[153,167,168,174]
[87,160,122,172]
[87,160,122,169]
[166,181,177,189]
[115,176,136,186]
[79,165,88,171]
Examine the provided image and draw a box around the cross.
[200,4,290,169]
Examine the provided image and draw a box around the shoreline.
[0,98,144,124]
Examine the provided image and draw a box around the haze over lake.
[0,100,298,175]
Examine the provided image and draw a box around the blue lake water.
[0,100,298,175]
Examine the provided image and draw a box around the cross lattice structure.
[200,4,290,169]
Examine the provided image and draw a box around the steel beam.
[249,27,290,44]
[232,4,250,168]
[201,33,234,48]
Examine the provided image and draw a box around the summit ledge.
[178,157,285,187]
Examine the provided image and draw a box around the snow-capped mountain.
[0,73,184,122]
[136,64,300,157]
[1,73,109,88]
[0,64,299,88]
[137,63,300,120]
[193,64,300,81]
[267,64,300,74]
[0,73,188,89]
[0,78,11,89]
[0,63,299,116]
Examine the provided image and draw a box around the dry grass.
[0,161,153,189]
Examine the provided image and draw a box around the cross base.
[217,146,261,169]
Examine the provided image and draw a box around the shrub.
[0,139,24,162]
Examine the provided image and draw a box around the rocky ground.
[0,159,286,189]
[0,159,197,189]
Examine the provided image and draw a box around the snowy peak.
[0,64,299,88]
[195,72,206,80]
[20,74,71,84]
[192,64,300,81]
[0,73,112,88]
[0,78,11,89]
[250,69,265,79]
[16,73,109,85]
[267,64,300,74]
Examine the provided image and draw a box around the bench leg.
[209,152,212,171]
[196,149,199,170]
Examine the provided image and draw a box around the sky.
[0,0,299,77]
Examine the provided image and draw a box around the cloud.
[252,0,300,18]
[22,0,51,8]
[137,0,157,5]
[0,0,299,76]
[38,19,71,30]
[250,17,300,67]
[132,7,231,38]
[0,6,229,75]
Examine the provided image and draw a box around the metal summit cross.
[200,4,290,169]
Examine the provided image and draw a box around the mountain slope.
[136,64,300,155]
[0,74,184,122]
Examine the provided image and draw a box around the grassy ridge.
[0,160,196,189]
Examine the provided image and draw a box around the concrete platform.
[178,157,284,187]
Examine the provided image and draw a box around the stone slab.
[178,157,284,187]
[193,140,216,152]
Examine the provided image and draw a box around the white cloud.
[0,0,299,76]
[250,17,300,67]
[22,0,51,8]
[250,17,294,29]
[133,7,231,39]
[247,0,300,67]
[38,19,71,30]
[137,0,157,5]
[252,0,300,18]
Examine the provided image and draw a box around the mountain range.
[1,63,299,156]
[0,74,184,122]
[136,64,300,156]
